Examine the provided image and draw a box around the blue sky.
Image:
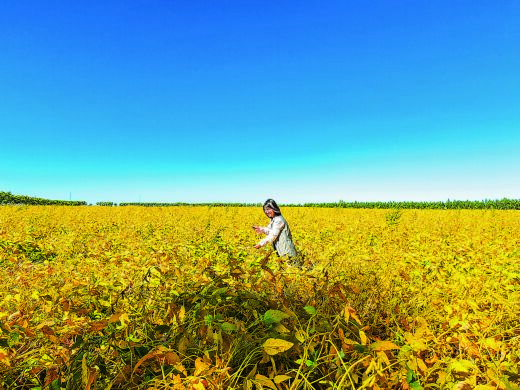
[1,1,519,204]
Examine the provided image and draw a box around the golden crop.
[0,206,519,389]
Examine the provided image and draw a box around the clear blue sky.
[1,1,519,204]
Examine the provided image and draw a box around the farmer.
[253,199,298,261]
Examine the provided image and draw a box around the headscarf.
[263,198,282,217]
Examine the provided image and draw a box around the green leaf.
[410,381,423,390]
[354,344,367,353]
[127,334,141,342]
[50,379,61,390]
[304,306,317,316]
[263,310,289,325]
[406,368,415,383]
[204,315,213,325]
[296,358,315,367]
[220,322,237,333]
[213,287,228,296]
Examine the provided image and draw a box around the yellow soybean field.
[0,206,519,389]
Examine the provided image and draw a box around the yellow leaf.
[484,337,500,351]
[449,359,476,379]
[295,329,306,342]
[416,357,428,374]
[370,340,399,351]
[273,323,290,333]
[174,362,187,376]
[194,357,210,376]
[246,364,257,379]
[82,353,88,387]
[466,299,479,313]
[376,351,390,367]
[179,305,186,322]
[345,306,362,324]
[259,352,271,364]
[274,374,292,384]
[343,306,350,323]
[262,338,294,355]
[405,332,428,352]
[254,374,277,390]
[359,330,368,345]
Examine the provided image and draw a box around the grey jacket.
[258,215,297,257]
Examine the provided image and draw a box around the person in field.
[253,199,299,262]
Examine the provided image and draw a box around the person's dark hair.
[263,198,282,216]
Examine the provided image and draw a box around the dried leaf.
[370,340,400,351]
[89,320,108,332]
[108,312,122,323]
[61,299,71,311]
[165,351,180,365]
[133,350,159,374]
[177,335,189,354]
[41,325,56,336]
[85,367,98,390]
[0,348,10,367]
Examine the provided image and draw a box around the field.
[0,206,518,389]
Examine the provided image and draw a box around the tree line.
[0,191,86,206]
[1,191,519,209]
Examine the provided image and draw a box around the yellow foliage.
[0,206,519,389]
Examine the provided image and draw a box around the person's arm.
[253,225,269,235]
[255,218,284,248]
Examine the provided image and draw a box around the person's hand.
[253,225,262,234]
[254,244,261,249]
